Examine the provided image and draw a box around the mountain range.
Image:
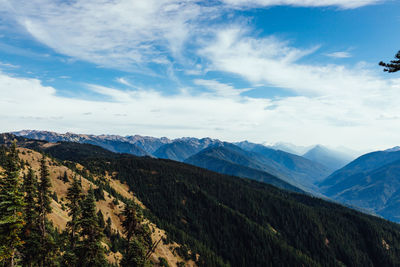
[13,130,339,193]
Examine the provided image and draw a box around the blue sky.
[0,0,400,150]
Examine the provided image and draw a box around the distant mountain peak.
[303,145,353,171]
[386,146,400,152]
[263,142,313,155]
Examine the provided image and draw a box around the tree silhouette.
[379,50,400,73]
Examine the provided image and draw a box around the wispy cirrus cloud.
[326,51,352,58]
[0,0,209,70]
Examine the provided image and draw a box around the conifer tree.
[97,210,105,229]
[63,171,69,183]
[0,145,6,167]
[37,154,54,266]
[77,187,106,267]
[104,217,112,238]
[21,167,41,267]
[122,201,138,244]
[121,201,148,267]
[0,142,24,267]
[62,175,83,266]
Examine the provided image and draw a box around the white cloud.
[1,71,400,150]
[194,27,400,149]
[200,27,388,97]
[326,51,352,58]
[0,72,272,141]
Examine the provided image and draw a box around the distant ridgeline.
[3,133,400,267]
[13,130,345,194]
[320,149,400,223]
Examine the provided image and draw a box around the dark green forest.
[6,135,400,267]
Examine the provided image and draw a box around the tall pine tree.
[0,142,24,267]
[21,167,41,267]
[121,201,149,267]
[77,186,106,267]
[62,175,83,266]
[122,201,138,244]
[37,154,55,266]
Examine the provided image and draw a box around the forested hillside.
[7,135,400,267]
[0,137,194,267]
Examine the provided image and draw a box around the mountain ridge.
[320,150,400,222]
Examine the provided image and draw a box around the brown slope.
[16,147,195,267]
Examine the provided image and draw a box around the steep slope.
[153,138,221,161]
[16,137,400,267]
[320,150,400,190]
[239,142,331,183]
[0,136,196,267]
[186,143,329,193]
[184,146,303,193]
[319,150,400,222]
[303,145,353,171]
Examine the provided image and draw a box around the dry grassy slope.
[17,147,196,267]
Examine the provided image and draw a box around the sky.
[0,0,400,150]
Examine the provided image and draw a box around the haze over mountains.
[303,145,354,171]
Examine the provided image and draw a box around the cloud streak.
[326,51,352,58]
